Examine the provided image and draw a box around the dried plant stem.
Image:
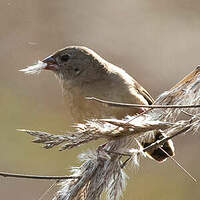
[0,172,80,180]
[106,124,194,175]
[86,97,200,109]
[109,124,193,159]
[4,124,192,181]
[142,125,192,152]
[159,147,197,183]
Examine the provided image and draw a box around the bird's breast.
[62,82,146,124]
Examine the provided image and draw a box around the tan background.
[0,0,200,199]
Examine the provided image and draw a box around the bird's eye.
[74,67,80,74]
[60,54,69,62]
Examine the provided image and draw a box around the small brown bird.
[28,46,175,162]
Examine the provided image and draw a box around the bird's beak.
[42,56,59,71]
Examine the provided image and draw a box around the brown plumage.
[42,46,174,162]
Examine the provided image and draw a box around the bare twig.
[86,97,200,109]
[0,172,80,180]
[159,147,197,183]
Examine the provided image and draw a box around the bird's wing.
[135,82,154,105]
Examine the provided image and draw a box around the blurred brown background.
[0,0,200,199]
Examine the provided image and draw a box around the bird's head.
[42,46,107,85]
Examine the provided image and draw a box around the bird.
[38,46,175,162]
